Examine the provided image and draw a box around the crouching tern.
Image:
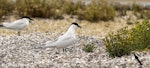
[0,16,33,36]
[43,22,81,50]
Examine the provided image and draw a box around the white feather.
[2,18,30,31]
[44,23,80,48]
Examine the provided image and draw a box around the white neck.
[65,25,76,35]
[22,18,30,24]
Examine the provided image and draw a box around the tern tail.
[0,25,3,27]
[0,24,7,28]
[42,41,55,49]
[45,41,53,45]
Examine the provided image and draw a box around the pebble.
[0,32,150,68]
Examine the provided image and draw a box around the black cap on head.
[72,22,81,28]
[22,16,33,20]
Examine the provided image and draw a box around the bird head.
[22,16,33,21]
[71,22,82,29]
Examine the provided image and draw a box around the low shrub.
[1,0,148,21]
[0,0,14,18]
[62,0,85,15]
[15,0,64,19]
[112,3,130,16]
[132,3,150,19]
[134,10,150,19]
[104,20,150,57]
[77,0,116,22]
[140,10,150,19]
[131,3,143,12]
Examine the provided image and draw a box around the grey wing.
[56,33,66,40]
[58,35,72,41]
[9,20,24,27]
[4,20,25,30]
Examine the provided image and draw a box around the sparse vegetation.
[131,2,150,19]
[134,10,150,19]
[140,10,150,19]
[77,0,116,22]
[82,43,96,52]
[0,0,149,21]
[131,2,143,12]
[0,0,116,21]
[0,0,14,18]
[15,0,64,19]
[104,20,150,57]
[112,3,130,16]
[62,0,85,16]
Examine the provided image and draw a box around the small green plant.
[104,20,150,57]
[82,43,96,52]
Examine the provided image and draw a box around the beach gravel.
[0,32,150,68]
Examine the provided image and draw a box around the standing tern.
[43,22,81,50]
[0,16,33,36]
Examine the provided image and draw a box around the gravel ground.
[0,32,150,68]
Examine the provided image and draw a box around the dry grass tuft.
[0,17,130,39]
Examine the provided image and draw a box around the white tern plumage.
[43,22,81,49]
[0,16,33,36]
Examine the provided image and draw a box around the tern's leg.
[63,48,67,52]
[55,48,60,54]
[18,31,21,36]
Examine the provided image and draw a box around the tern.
[0,16,33,36]
[43,22,81,50]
